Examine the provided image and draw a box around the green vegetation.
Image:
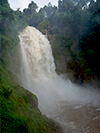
[0,65,60,133]
[19,0,100,83]
[0,0,100,132]
[31,0,100,83]
[0,1,62,132]
[1,0,100,83]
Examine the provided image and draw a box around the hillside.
[0,1,62,132]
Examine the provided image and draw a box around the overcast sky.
[8,0,58,11]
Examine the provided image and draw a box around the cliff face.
[55,55,67,74]
[46,34,74,82]
[47,35,67,74]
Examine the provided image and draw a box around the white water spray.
[19,26,100,132]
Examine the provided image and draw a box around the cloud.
[8,0,58,11]
[8,0,32,11]
[34,0,58,7]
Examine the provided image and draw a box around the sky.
[8,0,58,11]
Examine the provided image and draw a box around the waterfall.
[19,26,100,132]
[19,26,56,87]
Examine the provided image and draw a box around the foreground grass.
[0,65,62,133]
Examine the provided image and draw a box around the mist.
[28,76,100,114]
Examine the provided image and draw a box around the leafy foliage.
[0,64,61,133]
[0,1,62,133]
[32,0,100,82]
[1,0,100,131]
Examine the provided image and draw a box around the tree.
[42,3,57,18]
[23,1,38,26]
[0,0,10,6]
[58,0,63,11]
[28,1,38,12]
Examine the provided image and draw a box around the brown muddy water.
[50,101,100,133]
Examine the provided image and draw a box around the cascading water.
[19,26,100,133]
[19,26,56,87]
